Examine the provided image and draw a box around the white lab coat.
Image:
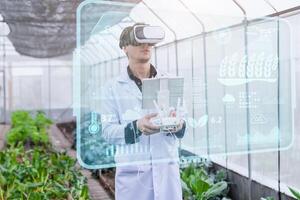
[100,69,184,200]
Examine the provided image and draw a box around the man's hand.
[137,113,160,135]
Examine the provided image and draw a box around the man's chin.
[138,58,151,63]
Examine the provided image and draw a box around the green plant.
[0,145,90,200]
[6,111,52,147]
[289,187,300,200]
[181,163,229,200]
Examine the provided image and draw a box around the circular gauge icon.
[88,123,100,134]
[88,112,100,134]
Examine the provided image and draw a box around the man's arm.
[124,119,186,143]
[124,113,161,144]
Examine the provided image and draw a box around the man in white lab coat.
[101,23,186,200]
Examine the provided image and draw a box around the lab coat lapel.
[117,71,142,101]
[116,67,167,101]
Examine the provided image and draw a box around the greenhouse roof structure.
[0,0,299,58]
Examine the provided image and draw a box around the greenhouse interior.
[0,0,299,200]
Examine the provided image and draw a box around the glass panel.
[155,46,169,71]
[205,32,226,156]
[191,37,208,157]
[177,40,193,149]
[167,43,178,74]
[50,65,73,120]
[224,27,249,175]
[280,14,300,195]
[11,67,43,110]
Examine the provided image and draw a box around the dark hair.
[119,22,146,49]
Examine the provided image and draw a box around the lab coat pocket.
[117,164,150,174]
[117,165,139,173]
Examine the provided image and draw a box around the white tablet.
[142,76,184,110]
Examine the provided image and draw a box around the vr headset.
[120,24,165,48]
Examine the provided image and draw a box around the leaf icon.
[199,115,209,127]
[187,115,208,128]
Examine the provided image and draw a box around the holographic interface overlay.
[75,0,294,169]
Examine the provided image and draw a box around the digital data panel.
[74,0,295,169]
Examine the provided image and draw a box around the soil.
[56,120,76,148]
[99,168,116,197]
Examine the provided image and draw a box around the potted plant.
[289,187,300,200]
[181,162,230,200]
[6,111,52,149]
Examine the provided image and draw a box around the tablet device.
[142,76,184,110]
